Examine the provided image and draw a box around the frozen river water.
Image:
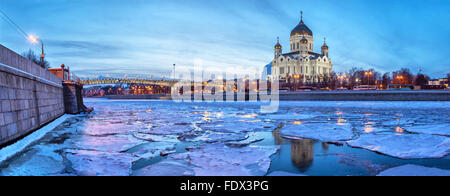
[1,99,449,176]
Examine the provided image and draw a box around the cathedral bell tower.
[321,38,329,57]
[274,37,282,58]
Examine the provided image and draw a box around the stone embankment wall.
[0,44,64,147]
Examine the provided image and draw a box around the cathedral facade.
[269,12,333,84]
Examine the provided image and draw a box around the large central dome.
[291,20,313,37]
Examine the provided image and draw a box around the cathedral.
[267,12,333,84]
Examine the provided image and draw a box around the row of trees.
[283,67,449,90]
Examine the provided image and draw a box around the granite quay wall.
[0,44,64,147]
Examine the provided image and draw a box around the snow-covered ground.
[0,99,449,176]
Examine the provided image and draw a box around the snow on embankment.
[0,115,75,163]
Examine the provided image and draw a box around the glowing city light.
[28,34,39,44]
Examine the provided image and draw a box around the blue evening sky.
[1,0,449,78]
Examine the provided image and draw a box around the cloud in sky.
[1,0,449,78]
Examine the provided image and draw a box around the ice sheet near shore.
[347,133,450,159]
[137,143,279,176]
[377,164,450,176]
[279,123,354,143]
[1,145,66,176]
[0,115,75,163]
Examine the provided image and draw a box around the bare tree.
[414,74,429,86]
[382,72,391,89]
[392,68,414,85]
[22,49,50,69]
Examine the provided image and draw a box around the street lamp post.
[28,35,45,68]
[365,71,372,85]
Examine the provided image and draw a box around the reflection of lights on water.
[202,111,211,120]
[293,121,302,125]
[364,113,374,116]
[146,109,152,113]
[364,121,375,125]
[335,111,344,115]
[241,113,258,118]
[395,127,404,135]
[364,126,374,133]
[337,118,347,125]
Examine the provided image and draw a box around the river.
[1,99,449,176]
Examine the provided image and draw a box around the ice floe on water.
[77,121,135,136]
[404,124,450,137]
[140,124,194,135]
[377,164,450,176]
[134,158,195,176]
[71,135,146,153]
[198,120,277,133]
[347,133,450,159]
[1,145,66,176]
[225,132,271,147]
[279,123,354,143]
[169,143,279,176]
[65,149,134,176]
[194,132,248,143]
[127,141,177,159]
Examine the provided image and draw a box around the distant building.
[428,78,449,87]
[268,12,333,83]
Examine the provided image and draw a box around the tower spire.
[301,11,303,22]
[277,36,279,43]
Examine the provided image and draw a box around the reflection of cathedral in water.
[273,129,315,171]
[290,139,314,171]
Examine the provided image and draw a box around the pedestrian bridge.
[80,78,178,87]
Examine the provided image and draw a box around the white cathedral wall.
[271,58,333,82]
